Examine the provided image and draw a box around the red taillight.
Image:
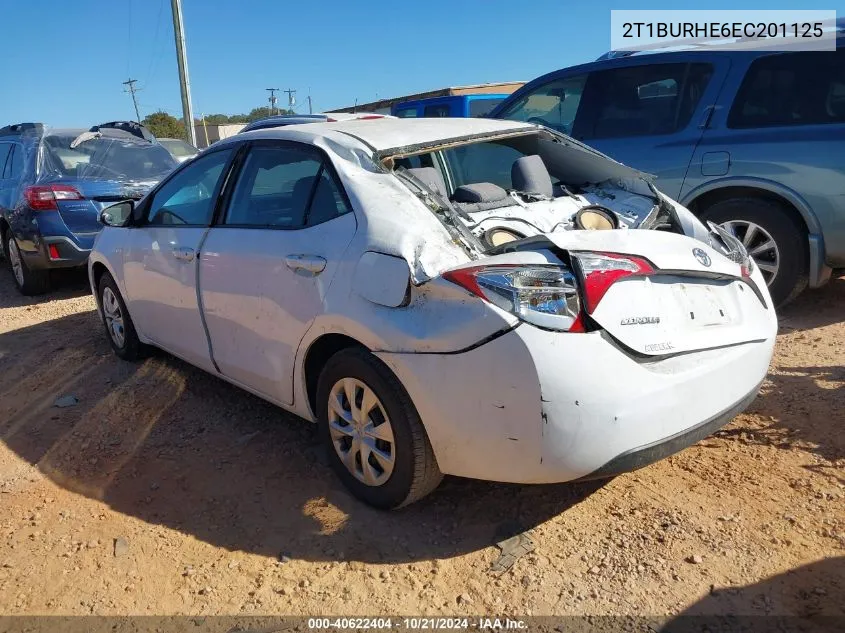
[356,115,384,120]
[48,244,61,260]
[443,264,582,332]
[24,185,84,211]
[572,252,655,314]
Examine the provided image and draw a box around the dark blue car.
[0,121,177,294]
[492,38,845,306]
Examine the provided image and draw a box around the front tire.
[701,197,808,307]
[3,231,49,296]
[98,272,144,360]
[316,347,442,509]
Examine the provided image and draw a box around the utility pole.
[307,94,313,115]
[266,88,279,116]
[123,79,142,124]
[284,88,297,112]
[170,0,196,146]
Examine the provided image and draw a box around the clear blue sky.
[0,0,836,126]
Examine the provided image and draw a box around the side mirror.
[99,200,135,227]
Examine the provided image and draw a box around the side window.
[442,141,525,191]
[496,74,588,135]
[6,145,24,179]
[576,63,713,140]
[147,148,233,226]
[423,104,451,118]
[0,144,11,179]
[225,145,350,228]
[728,50,845,128]
[395,107,419,118]
[469,98,503,117]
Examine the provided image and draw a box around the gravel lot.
[0,267,842,617]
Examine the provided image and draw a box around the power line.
[266,88,279,116]
[123,78,142,124]
[143,0,166,88]
[170,0,196,146]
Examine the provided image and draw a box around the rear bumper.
[377,315,775,484]
[14,211,98,270]
[574,382,761,481]
[21,234,92,270]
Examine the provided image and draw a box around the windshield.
[42,133,177,181]
[158,138,198,158]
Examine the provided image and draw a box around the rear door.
[572,58,730,199]
[199,141,356,405]
[682,49,845,263]
[123,146,236,371]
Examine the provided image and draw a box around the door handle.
[284,254,326,274]
[172,246,195,262]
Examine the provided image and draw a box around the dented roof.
[235,117,536,155]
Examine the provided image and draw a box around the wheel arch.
[681,178,820,236]
[301,332,370,421]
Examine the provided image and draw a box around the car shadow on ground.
[661,556,844,631]
[712,274,845,482]
[0,265,90,309]
[0,306,603,564]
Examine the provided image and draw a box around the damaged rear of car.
[0,121,176,295]
[310,118,776,500]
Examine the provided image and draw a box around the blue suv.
[492,40,845,306]
[0,121,177,295]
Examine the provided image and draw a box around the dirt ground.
[0,267,842,618]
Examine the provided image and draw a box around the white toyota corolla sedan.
[89,118,776,508]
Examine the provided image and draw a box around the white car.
[89,118,777,509]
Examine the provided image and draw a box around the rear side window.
[728,50,845,128]
[469,98,503,117]
[423,104,451,117]
[0,143,11,179]
[225,145,350,228]
[395,107,418,118]
[6,145,24,179]
[576,63,713,140]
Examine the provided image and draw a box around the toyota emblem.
[693,247,712,267]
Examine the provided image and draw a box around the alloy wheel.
[101,287,126,348]
[7,238,24,287]
[721,220,780,286]
[327,377,396,486]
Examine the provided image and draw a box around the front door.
[123,147,235,372]
[573,60,730,200]
[199,141,357,404]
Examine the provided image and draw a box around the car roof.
[237,117,536,154]
[242,112,393,132]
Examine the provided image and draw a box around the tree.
[202,113,230,125]
[142,111,186,139]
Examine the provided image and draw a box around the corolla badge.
[693,247,712,267]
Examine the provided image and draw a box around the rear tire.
[701,197,808,307]
[316,347,442,509]
[98,272,145,361]
[3,231,49,296]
